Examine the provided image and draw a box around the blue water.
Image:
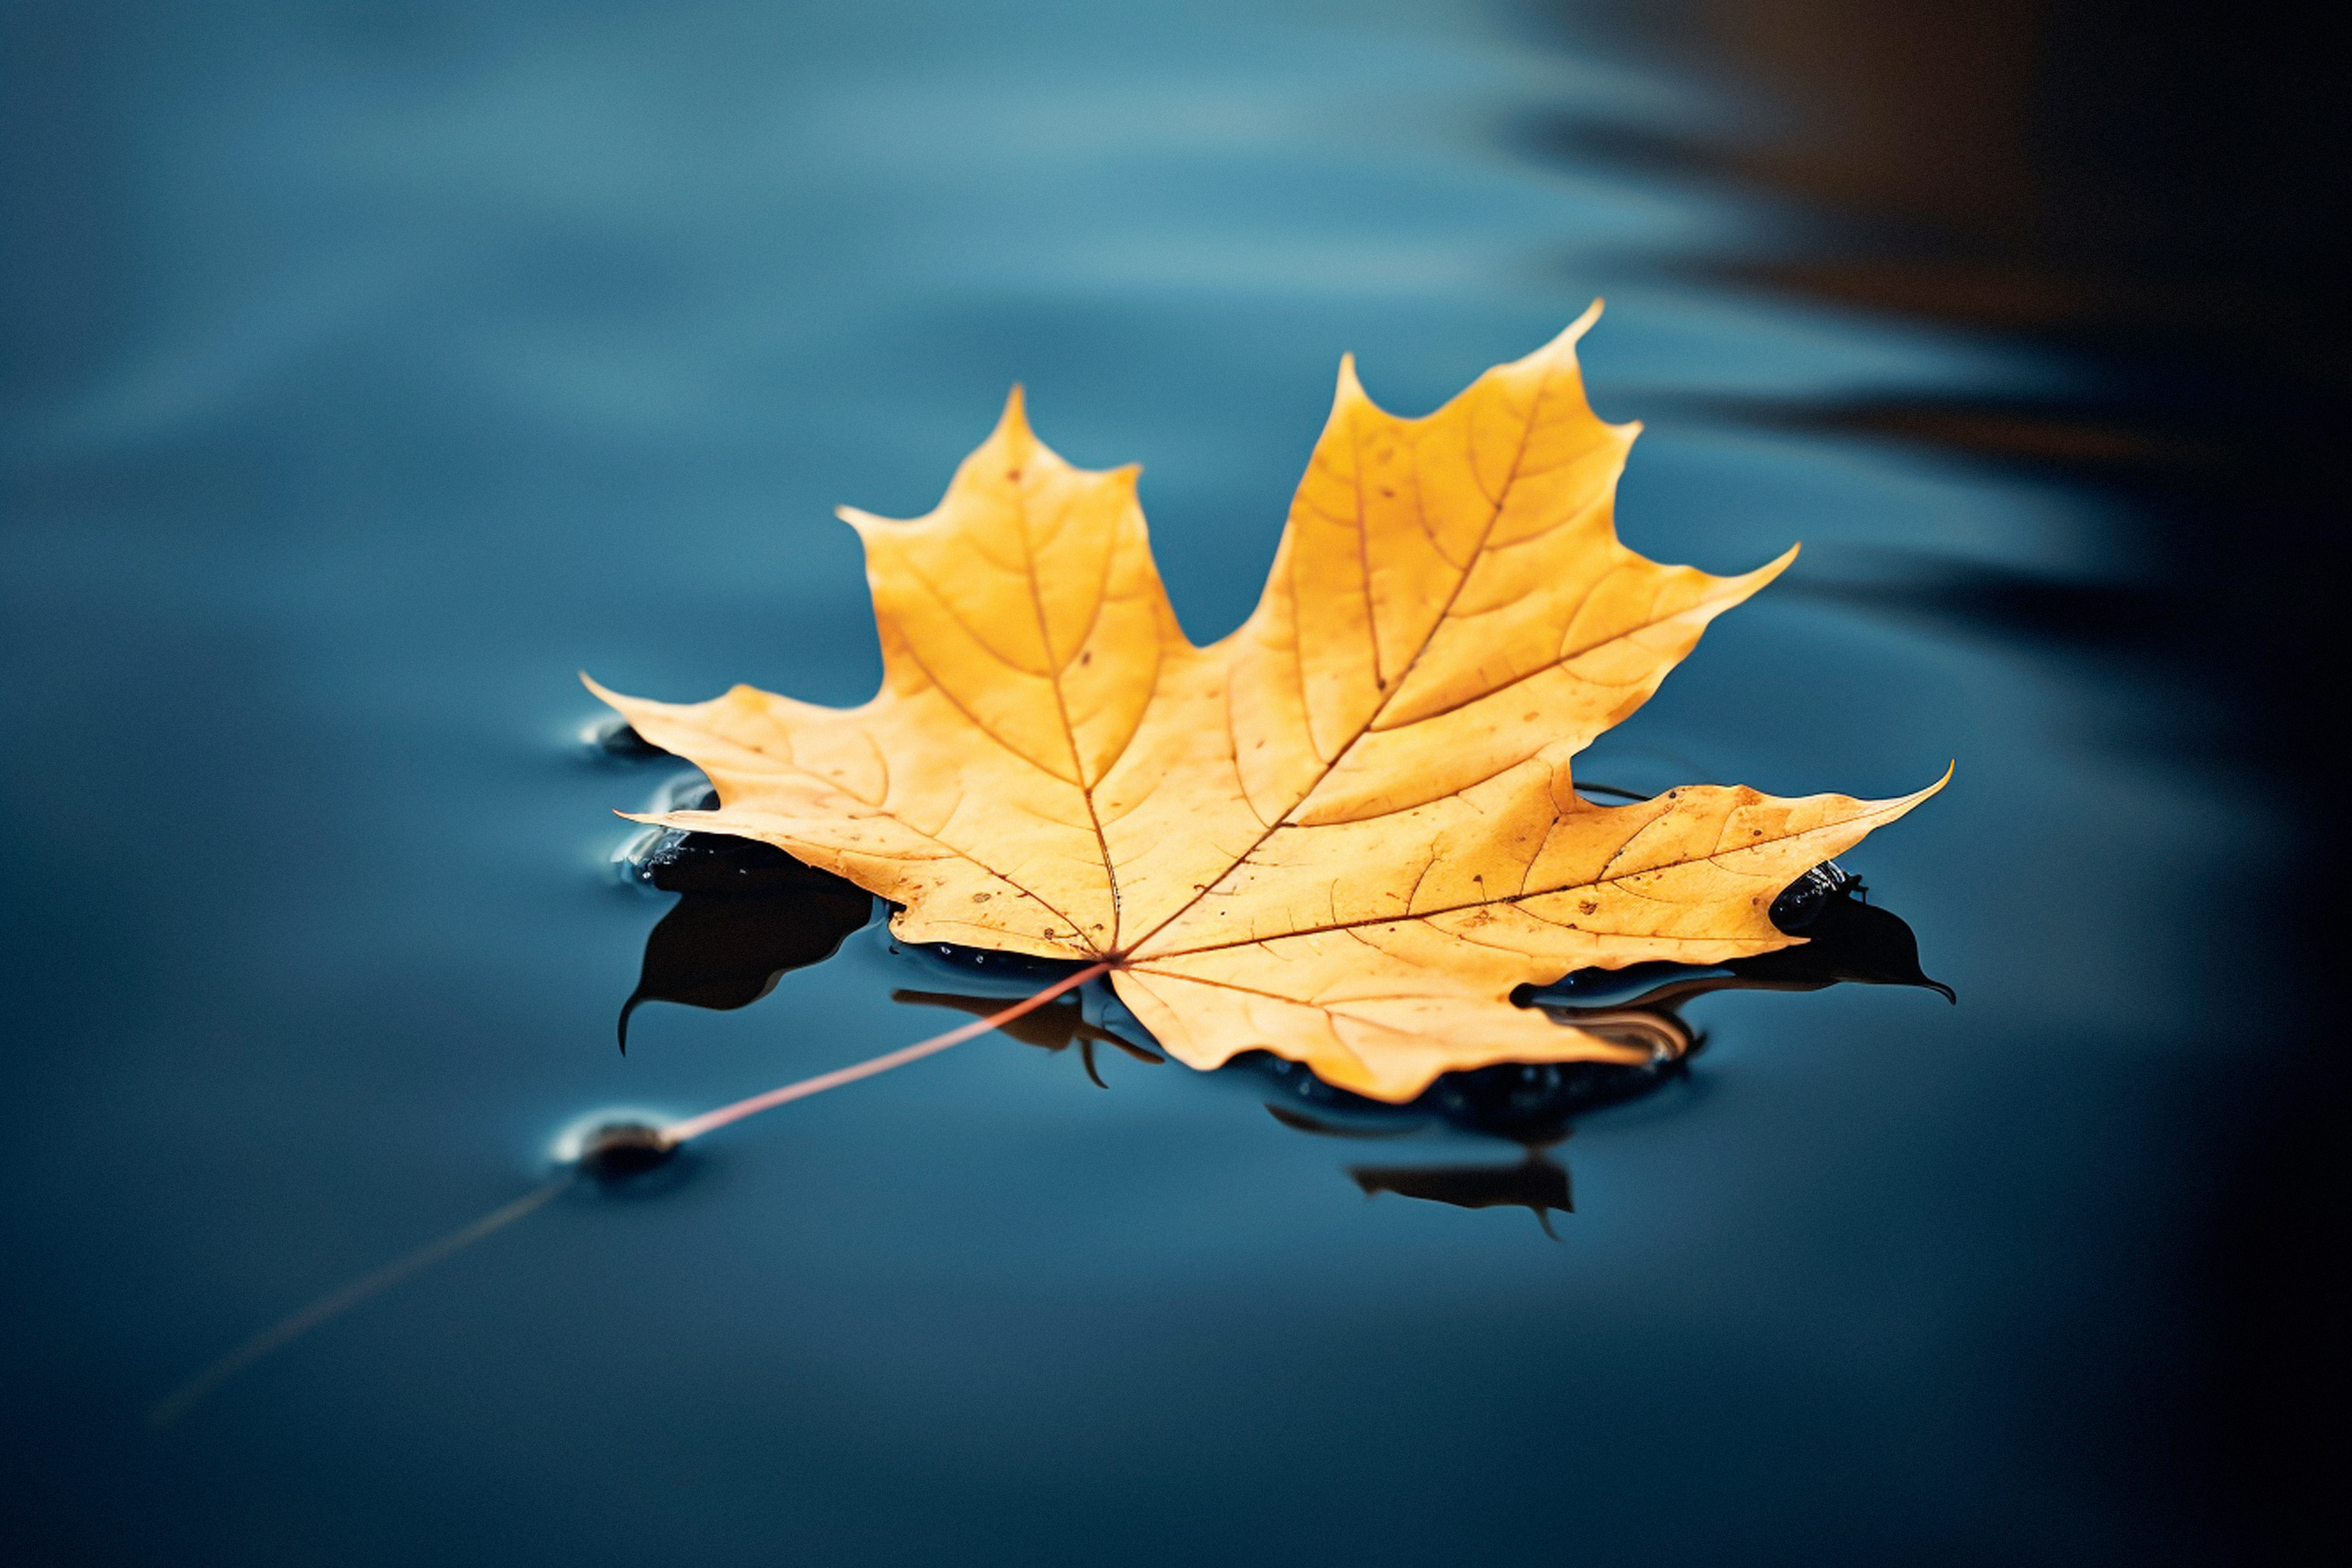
[2,3,2270,1563]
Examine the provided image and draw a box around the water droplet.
[572,1121,676,1183]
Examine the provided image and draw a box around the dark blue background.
[5,3,2337,1564]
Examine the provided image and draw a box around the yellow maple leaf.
[592,305,1944,1102]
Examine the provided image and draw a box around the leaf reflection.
[618,822,875,1051]
[619,821,1945,1230]
[890,989,1162,1087]
[1351,1147,1574,1239]
[1236,860,1947,1230]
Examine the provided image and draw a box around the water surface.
[3,2,2326,1563]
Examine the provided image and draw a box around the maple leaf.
[591,305,1943,1102]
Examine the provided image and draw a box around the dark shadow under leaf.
[618,833,874,1051]
[1352,1147,1573,1238]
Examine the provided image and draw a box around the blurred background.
[4,2,2341,1564]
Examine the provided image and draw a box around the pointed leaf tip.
[1517,300,1602,373]
[997,384,1031,440]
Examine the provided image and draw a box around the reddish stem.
[660,960,1114,1145]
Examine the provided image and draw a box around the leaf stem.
[659,960,1114,1145]
[148,961,1116,1427]
[147,1175,569,1428]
